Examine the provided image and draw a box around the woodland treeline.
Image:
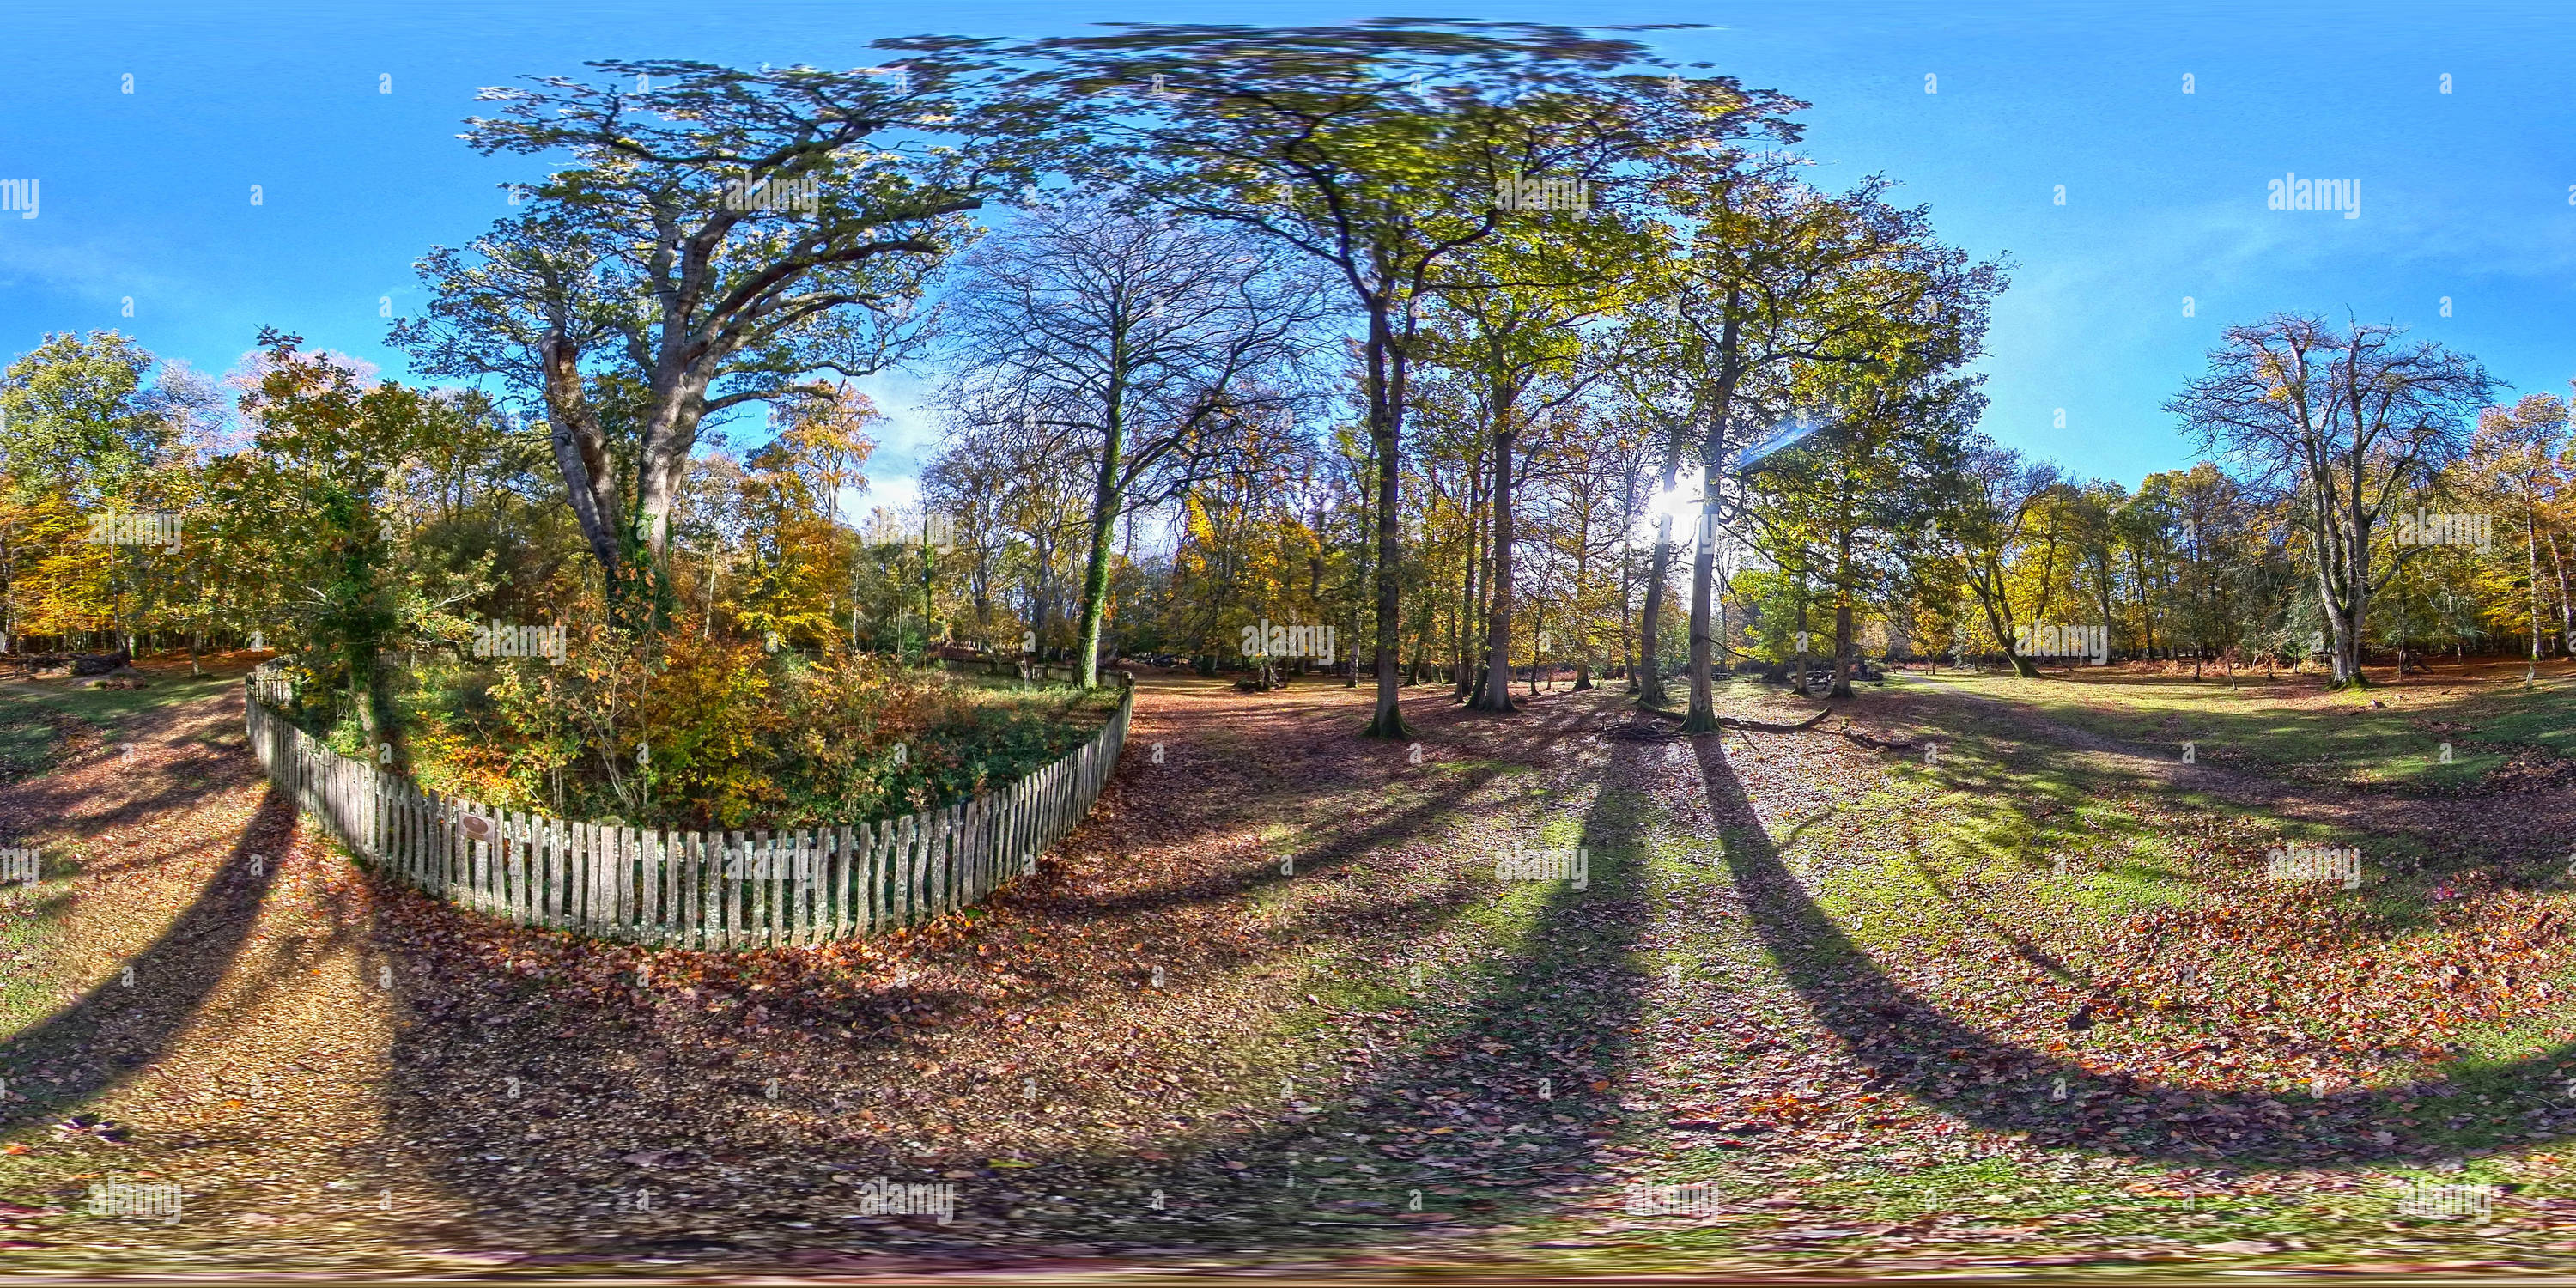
[3,21,2571,762]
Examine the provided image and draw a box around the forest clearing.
[6,654,2576,1276]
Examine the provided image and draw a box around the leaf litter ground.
[5,658,2576,1276]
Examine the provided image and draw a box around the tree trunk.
[1637,412,1686,709]
[1830,599,1854,699]
[2528,487,2543,683]
[1680,499,1722,732]
[1829,525,1856,699]
[541,331,626,572]
[1475,416,1516,713]
[1074,396,1126,691]
[1453,446,1485,703]
[1681,344,1745,734]
[1362,307,1411,738]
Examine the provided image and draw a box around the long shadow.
[1936,667,2576,806]
[1904,679,2574,907]
[0,783,295,1132]
[1697,732,2576,1168]
[358,685,1649,1257]
[0,687,264,854]
[1141,726,1662,1236]
[1027,685,1593,923]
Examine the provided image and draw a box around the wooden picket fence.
[242,663,1133,948]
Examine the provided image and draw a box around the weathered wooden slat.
[545,815,563,929]
[598,821,612,935]
[921,805,939,920]
[577,818,591,932]
[745,828,758,946]
[723,829,744,951]
[909,811,930,927]
[835,825,854,939]
[862,819,882,935]
[680,829,700,951]
[791,829,811,945]
[699,829,717,950]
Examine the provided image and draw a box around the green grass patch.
[0,855,84,1037]
[1916,669,2576,793]
[0,668,239,782]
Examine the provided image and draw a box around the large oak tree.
[397,53,1005,626]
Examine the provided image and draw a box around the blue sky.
[4,0,2573,504]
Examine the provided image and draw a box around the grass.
[15,659,2576,1273]
[1907,660,2576,792]
[0,880,80,1036]
[0,665,240,781]
[1497,668,2576,1271]
[0,705,64,785]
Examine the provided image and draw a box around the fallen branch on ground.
[1608,707,1833,738]
[1837,722,1923,751]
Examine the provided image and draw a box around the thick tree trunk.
[1680,497,1722,732]
[1636,417,1686,709]
[1362,309,1411,738]
[541,332,623,574]
[1476,418,1516,714]
[1454,445,1485,703]
[1968,570,2038,678]
[1830,599,1855,699]
[1829,526,1856,699]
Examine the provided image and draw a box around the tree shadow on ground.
[1695,731,2576,1170]
[1866,677,2573,903]
[0,684,264,856]
[1088,720,1662,1245]
[356,682,1647,1258]
[0,784,297,1133]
